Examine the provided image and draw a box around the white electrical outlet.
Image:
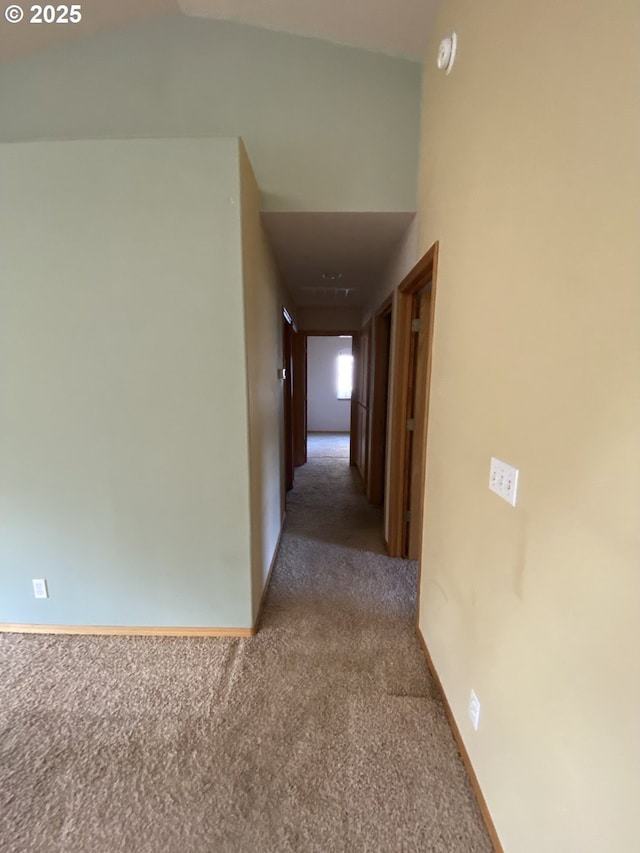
[489,457,519,506]
[32,579,48,599]
[469,689,481,731]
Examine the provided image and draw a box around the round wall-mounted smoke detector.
[437,32,457,74]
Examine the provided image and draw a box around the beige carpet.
[0,435,491,853]
[306,431,350,459]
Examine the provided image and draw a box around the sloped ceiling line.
[177,0,438,59]
[1,0,437,62]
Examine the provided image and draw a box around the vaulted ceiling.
[1,0,438,61]
[177,0,439,59]
[1,1,436,313]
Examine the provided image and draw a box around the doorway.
[351,323,371,486]
[289,328,383,500]
[282,308,296,492]
[386,242,439,559]
[367,296,393,506]
[286,330,361,486]
[306,335,354,446]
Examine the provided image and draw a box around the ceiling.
[0,0,438,61]
[262,212,415,308]
[1,2,429,312]
[0,0,175,62]
[177,0,439,60]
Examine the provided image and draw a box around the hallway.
[267,432,492,849]
[1,435,491,853]
[291,432,384,553]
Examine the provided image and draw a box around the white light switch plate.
[489,457,519,506]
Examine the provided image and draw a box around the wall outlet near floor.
[489,457,519,506]
[469,689,481,731]
[32,579,48,599]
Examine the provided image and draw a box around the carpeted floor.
[306,431,350,459]
[0,434,491,853]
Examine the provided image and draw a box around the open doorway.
[285,329,361,476]
[287,327,386,554]
[282,309,295,492]
[306,335,353,461]
[386,242,439,559]
[367,297,393,506]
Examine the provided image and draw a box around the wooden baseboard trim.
[416,626,504,853]
[0,623,254,637]
[0,517,291,641]
[252,518,285,634]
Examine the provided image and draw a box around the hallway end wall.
[307,336,352,433]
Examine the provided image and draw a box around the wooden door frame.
[367,295,393,505]
[300,330,360,465]
[353,320,371,486]
[292,330,307,467]
[386,242,439,558]
[282,308,295,492]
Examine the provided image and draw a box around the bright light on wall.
[337,352,353,400]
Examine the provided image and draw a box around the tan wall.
[238,141,296,620]
[362,216,418,325]
[417,1,640,851]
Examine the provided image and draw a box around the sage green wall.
[0,15,421,213]
[0,138,254,628]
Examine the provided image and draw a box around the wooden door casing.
[282,311,295,492]
[352,322,371,487]
[407,285,432,559]
[367,299,393,506]
[386,242,439,559]
[292,331,307,467]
